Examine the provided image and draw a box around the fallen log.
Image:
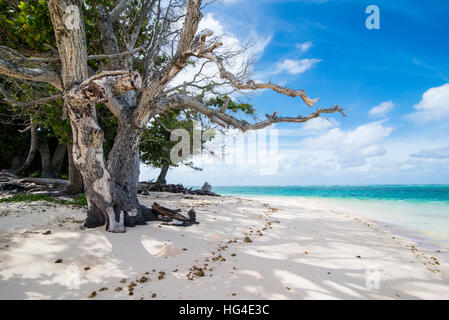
[0,171,19,180]
[151,203,198,226]
[152,203,190,222]
[17,177,68,187]
[0,175,68,194]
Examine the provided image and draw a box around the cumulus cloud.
[275,58,321,75]
[296,41,313,53]
[407,83,449,123]
[369,101,395,118]
[411,145,449,159]
[300,117,338,132]
[301,122,393,168]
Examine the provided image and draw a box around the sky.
[140,0,449,186]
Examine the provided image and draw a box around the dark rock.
[201,182,212,192]
[138,182,220,197]
[187,209,196,223]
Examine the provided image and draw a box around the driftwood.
[151,203,198,226]
[0,171,67,194]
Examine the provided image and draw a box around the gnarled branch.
[157,93,345,132]
[68,70,142,118]
[0,58,62,90]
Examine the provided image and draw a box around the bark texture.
[63,143,84,195]
[156,164,170,186]
[48,0,122,232]
[38,138,53,178]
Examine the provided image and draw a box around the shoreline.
[237,195,449,252]
[0,192,448,300]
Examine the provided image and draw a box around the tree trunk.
[62,143,84,195]
[9,156,22,171]
[11,123,38,175]
[156,163,170,186]
[39,138,53,178]
[48,0,125,233]
[67,101,125,232]
[107,111,147,227]
[51,143,67,178]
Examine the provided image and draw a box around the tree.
[140,110,199,186]
[140,95,249,186]
[0,0,345,233]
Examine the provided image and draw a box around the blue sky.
[140,0,449,186]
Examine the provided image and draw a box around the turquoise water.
[211,185,449,247]
[212,185,449,202]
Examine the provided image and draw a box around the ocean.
[211,185,449,248]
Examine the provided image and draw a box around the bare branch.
[187,51,318,107]
[157,93,345,132]
[0,58,62,90]
[129,0,158,50]
[87,47,145,61]
[144,0,202,95]
[0,45,59,63]
[110,0,133,22]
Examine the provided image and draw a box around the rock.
[54,259,63,263]
[201,182,212,192]
[138,181,220,197]
[187,209,196,223]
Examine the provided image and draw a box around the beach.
[0,192,448,300]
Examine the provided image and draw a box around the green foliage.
[140,110,197,169]
[29,171,41,178]
[0,0,55,50]
[0,193,87,207]
[206,95,255,115]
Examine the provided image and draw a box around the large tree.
[0,0,344,232]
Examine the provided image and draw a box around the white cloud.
[140,124,449,186]
[275,58,321,75]
[411,145,449,159]
[301,122,393,168]
[407,83,449,123]
[369,101,395,117]
[300,117,338,132]
[296,41,313,53]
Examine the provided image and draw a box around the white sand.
[0,193,448,300]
